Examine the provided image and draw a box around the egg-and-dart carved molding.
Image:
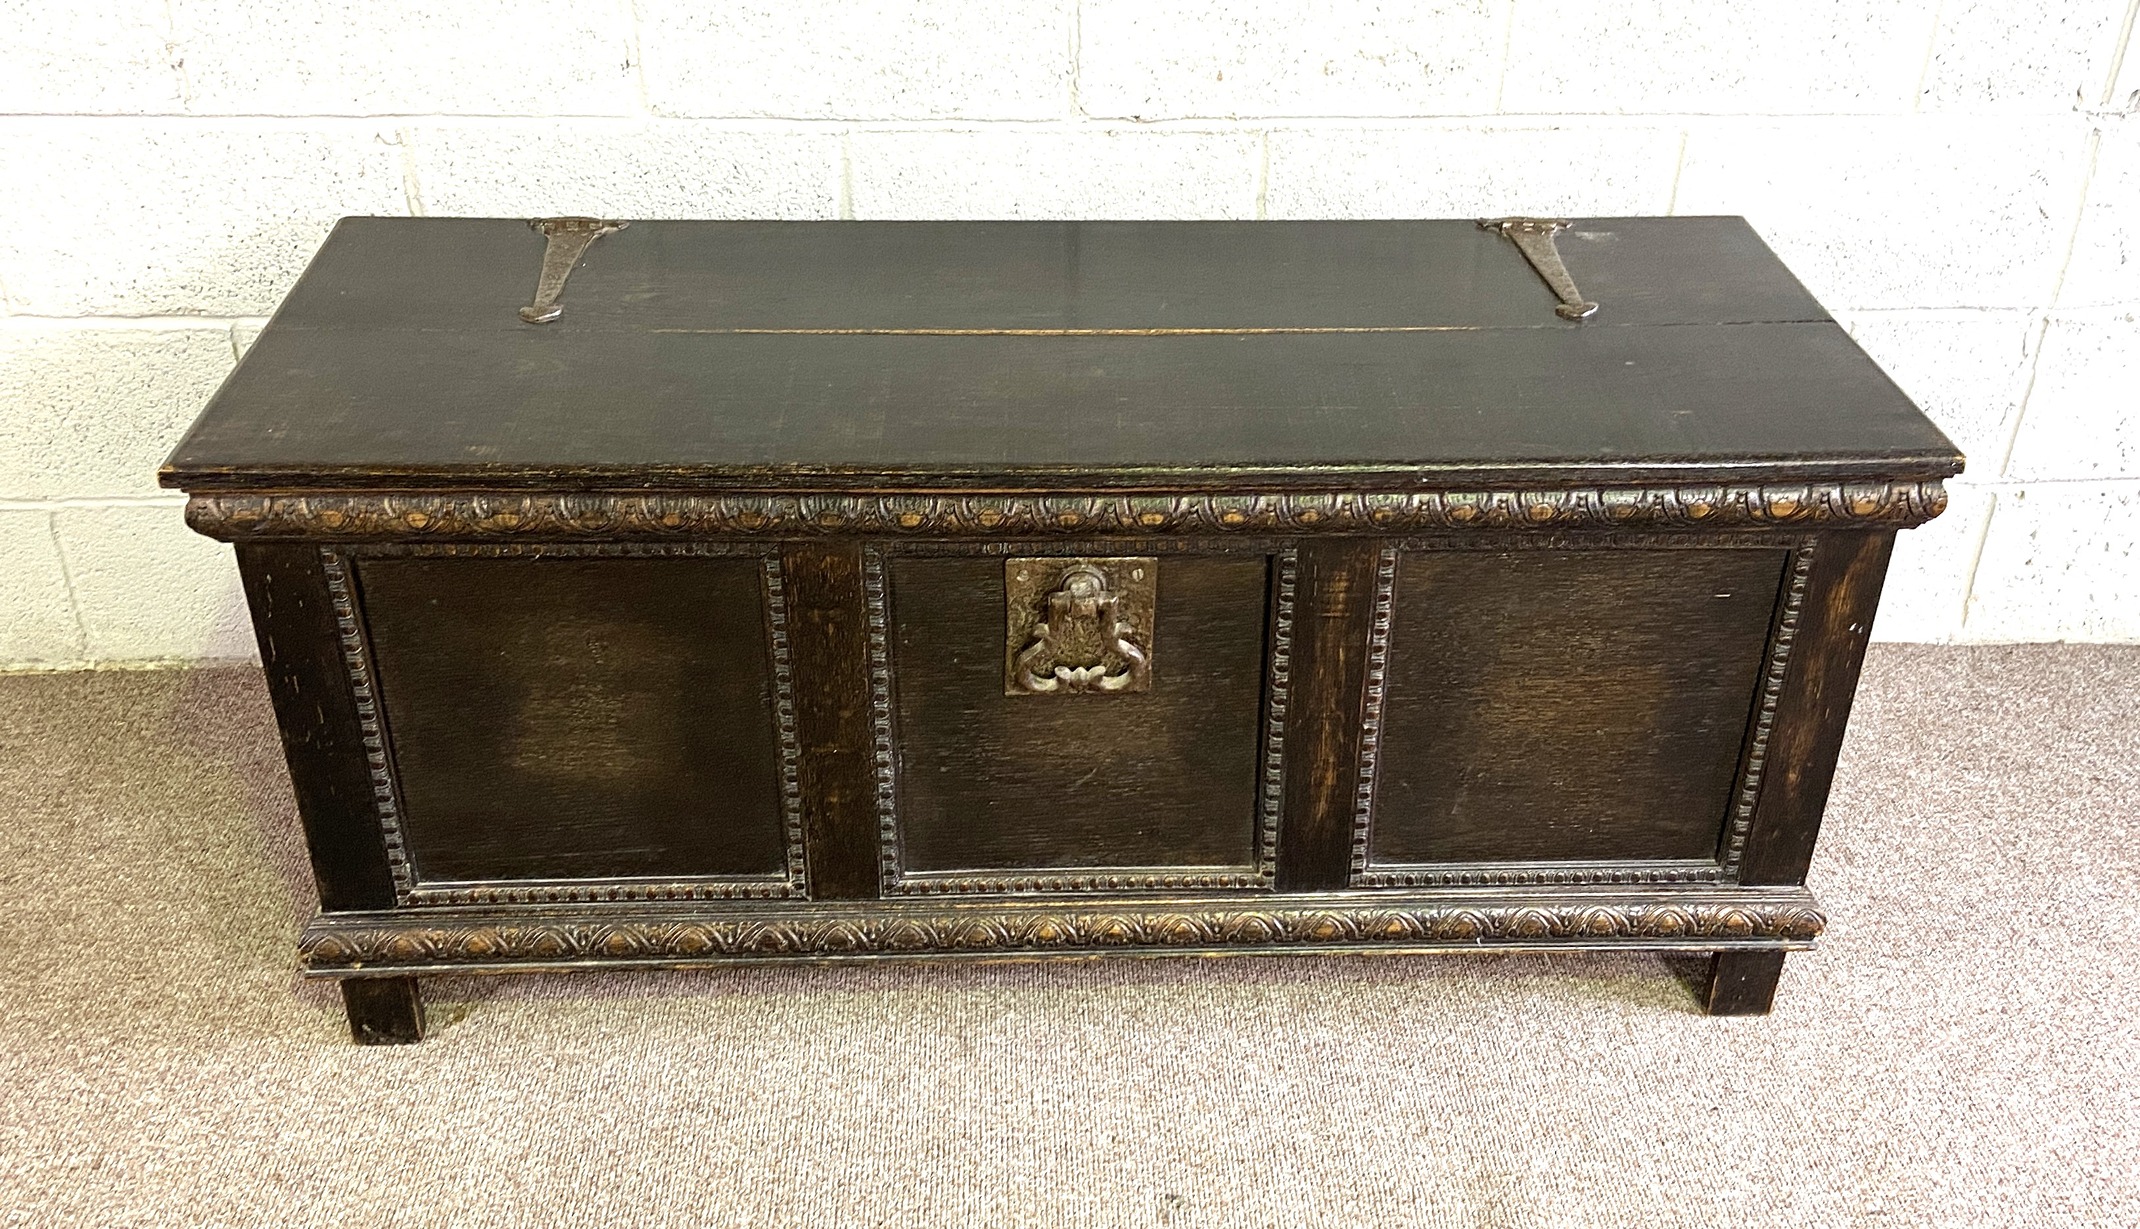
[188,481,1946,542]
[298,891,1826,973]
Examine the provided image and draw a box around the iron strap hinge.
[519,217,628,324]
[1478,217,1599,321]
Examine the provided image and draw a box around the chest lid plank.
[161,217,1960,492]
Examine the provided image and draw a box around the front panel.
[1360,545,1790,879]
[878,549,1275,892]
[320,537,1801,906]
[350,550,802,899]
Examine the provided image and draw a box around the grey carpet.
[1,644,2134,1228]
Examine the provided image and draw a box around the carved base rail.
[299,887,1826,976]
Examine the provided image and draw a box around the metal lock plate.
[1005,557,1156,695]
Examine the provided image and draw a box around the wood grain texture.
[783,543,881,900]
[885,554,1268,878]
[160,218,1960,492]
[355,555,789,883]
[1739,531,1897,885]
[340,977,425,1045]
[1276,542,1384,891]
[1704,950,1787,1015]
[239,217,1837,335]
[167,327,1958,489]
[1367,548,1788,865]
[234,545,398,911]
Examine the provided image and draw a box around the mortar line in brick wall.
[838,133,854,220]
[2046,127,2103,311]
[0,496,187,512]
[159,0,192,110]
[1911,0,1946,113]
[0,111,660,122]
[0,314,260,328]
[1943,477,2140,492]
[2106,0,2140,107]
[1996,315,2053,480]
[1665,130,1688,214]
[1256,132,1269,220]
[5,111,2077,126]
[1836,306,2044,317]
[1953,489,1999,636]
[1416,108,1998,121]
[42,511,90,662]
[824,117,1324,130]
[1839,301,2140,317]
[1948,476,2140,489]
[396,126,424,216]
[1070,0,1084,118]
[2036,303,2140,320]
[1493,0,1518,113]
[629,0,653,116]
[0,658,244,675]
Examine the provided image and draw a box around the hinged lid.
[161,216,1961,494]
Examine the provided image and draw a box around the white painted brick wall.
[1674,118,2091,309]
[2007,315,2140,479]
[0,120,408,316]
[1499,2,1940,115]
[0,1,184,115]
[849,127,1263,217]
[642,4,1075,120]
[166,1,644,117]
[1,0,2135,665]
[1264,123,1683,217]
[1919,0,2132,110]
[2062,122,2140,308]
[0,508,80,661]
[408,123,843,217]
[1079,2,1509,119]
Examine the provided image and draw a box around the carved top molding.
[186,481,1947,542]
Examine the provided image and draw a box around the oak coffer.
[162,216,1960,1043]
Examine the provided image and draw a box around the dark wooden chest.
[163,216,1959,1042]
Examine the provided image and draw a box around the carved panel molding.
[323,545,812,905]
[320,550,416,900]
[1258,548,1295,881]
[1347,538,1820,889]
[189,481,1947,542]
[866,548,1292,895]
[298,890,1827,973]
[1719,541,1821,876]
[1347,546,1398,881]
